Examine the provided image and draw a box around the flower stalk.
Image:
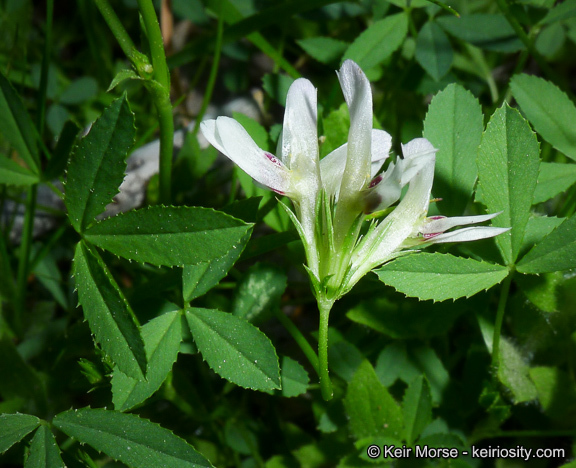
[201,60,509,401]
[318,297,335,400]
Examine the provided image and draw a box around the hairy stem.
[318,297,334,401]
[93,0,138,61]
[137,0,174,204]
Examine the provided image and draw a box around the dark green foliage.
[2,1,576,466]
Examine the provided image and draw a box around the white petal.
[421,211,503,235]
[350,153,436,282]
[281,78,319,173]
[426,226,511,244]
[363,161,403,212]
[280,79,322,272]
[399,138,437,185]
[199,119,224,153]
[336,60,373,197]
[320,144,347,198]
[364,137,436,213]
[370,129,393,176]
[201,117,291,194]
[320,129,392,199]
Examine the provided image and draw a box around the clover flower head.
[201,60,509,302]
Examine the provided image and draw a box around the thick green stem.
[491,273,514,371]
[137,0,174,205]
[318,297,334,401]
[94,0,174,204]
[273,308,319,374]
[93,0,138,61]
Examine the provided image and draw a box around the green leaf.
[534,162,576,203]
[476,104,540,265]
[73,241,147,380]
[529,367,576,421]
[415,22,453,81]
[535,22,566,58]
[516,271,563,312]
[0,413,40,453]
[185,307,280,391]
[520,215,565,259]
[541,0,576,25]
[65,94,135,232]
[280,356,309,398]
[347,296,463,339]
[53,408,213,468]
[112,309,182,411]
[329,340,363,382]
[403,375,432,446]
[376,253,509,301]
[423,83,483,216]
[60,77,98,105]
[375,344,449,405]
[183,232,249,302]
[517,214,576,273]
[343,13,408,70]
[25,425,65,468]
[232,263,287,322]
[511,74,576,162]
[107,69,142,91]
[0,155,39,186]
[297,37,348,64]
[497,337,538,403]
[0,70,40,174]
[343,360,404,440]
[84,206,252,267]
[438,14,524,52]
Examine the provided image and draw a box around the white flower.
[200,60,509,301]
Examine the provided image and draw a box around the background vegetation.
[2,0,576,466]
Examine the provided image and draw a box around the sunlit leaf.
[185,307,280,391]
[533,162,576,204]
[517,214,576,273]
[476,104,540,265]
[376,253,508,301]
[511,74,576,162]
[423,83,483,216]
